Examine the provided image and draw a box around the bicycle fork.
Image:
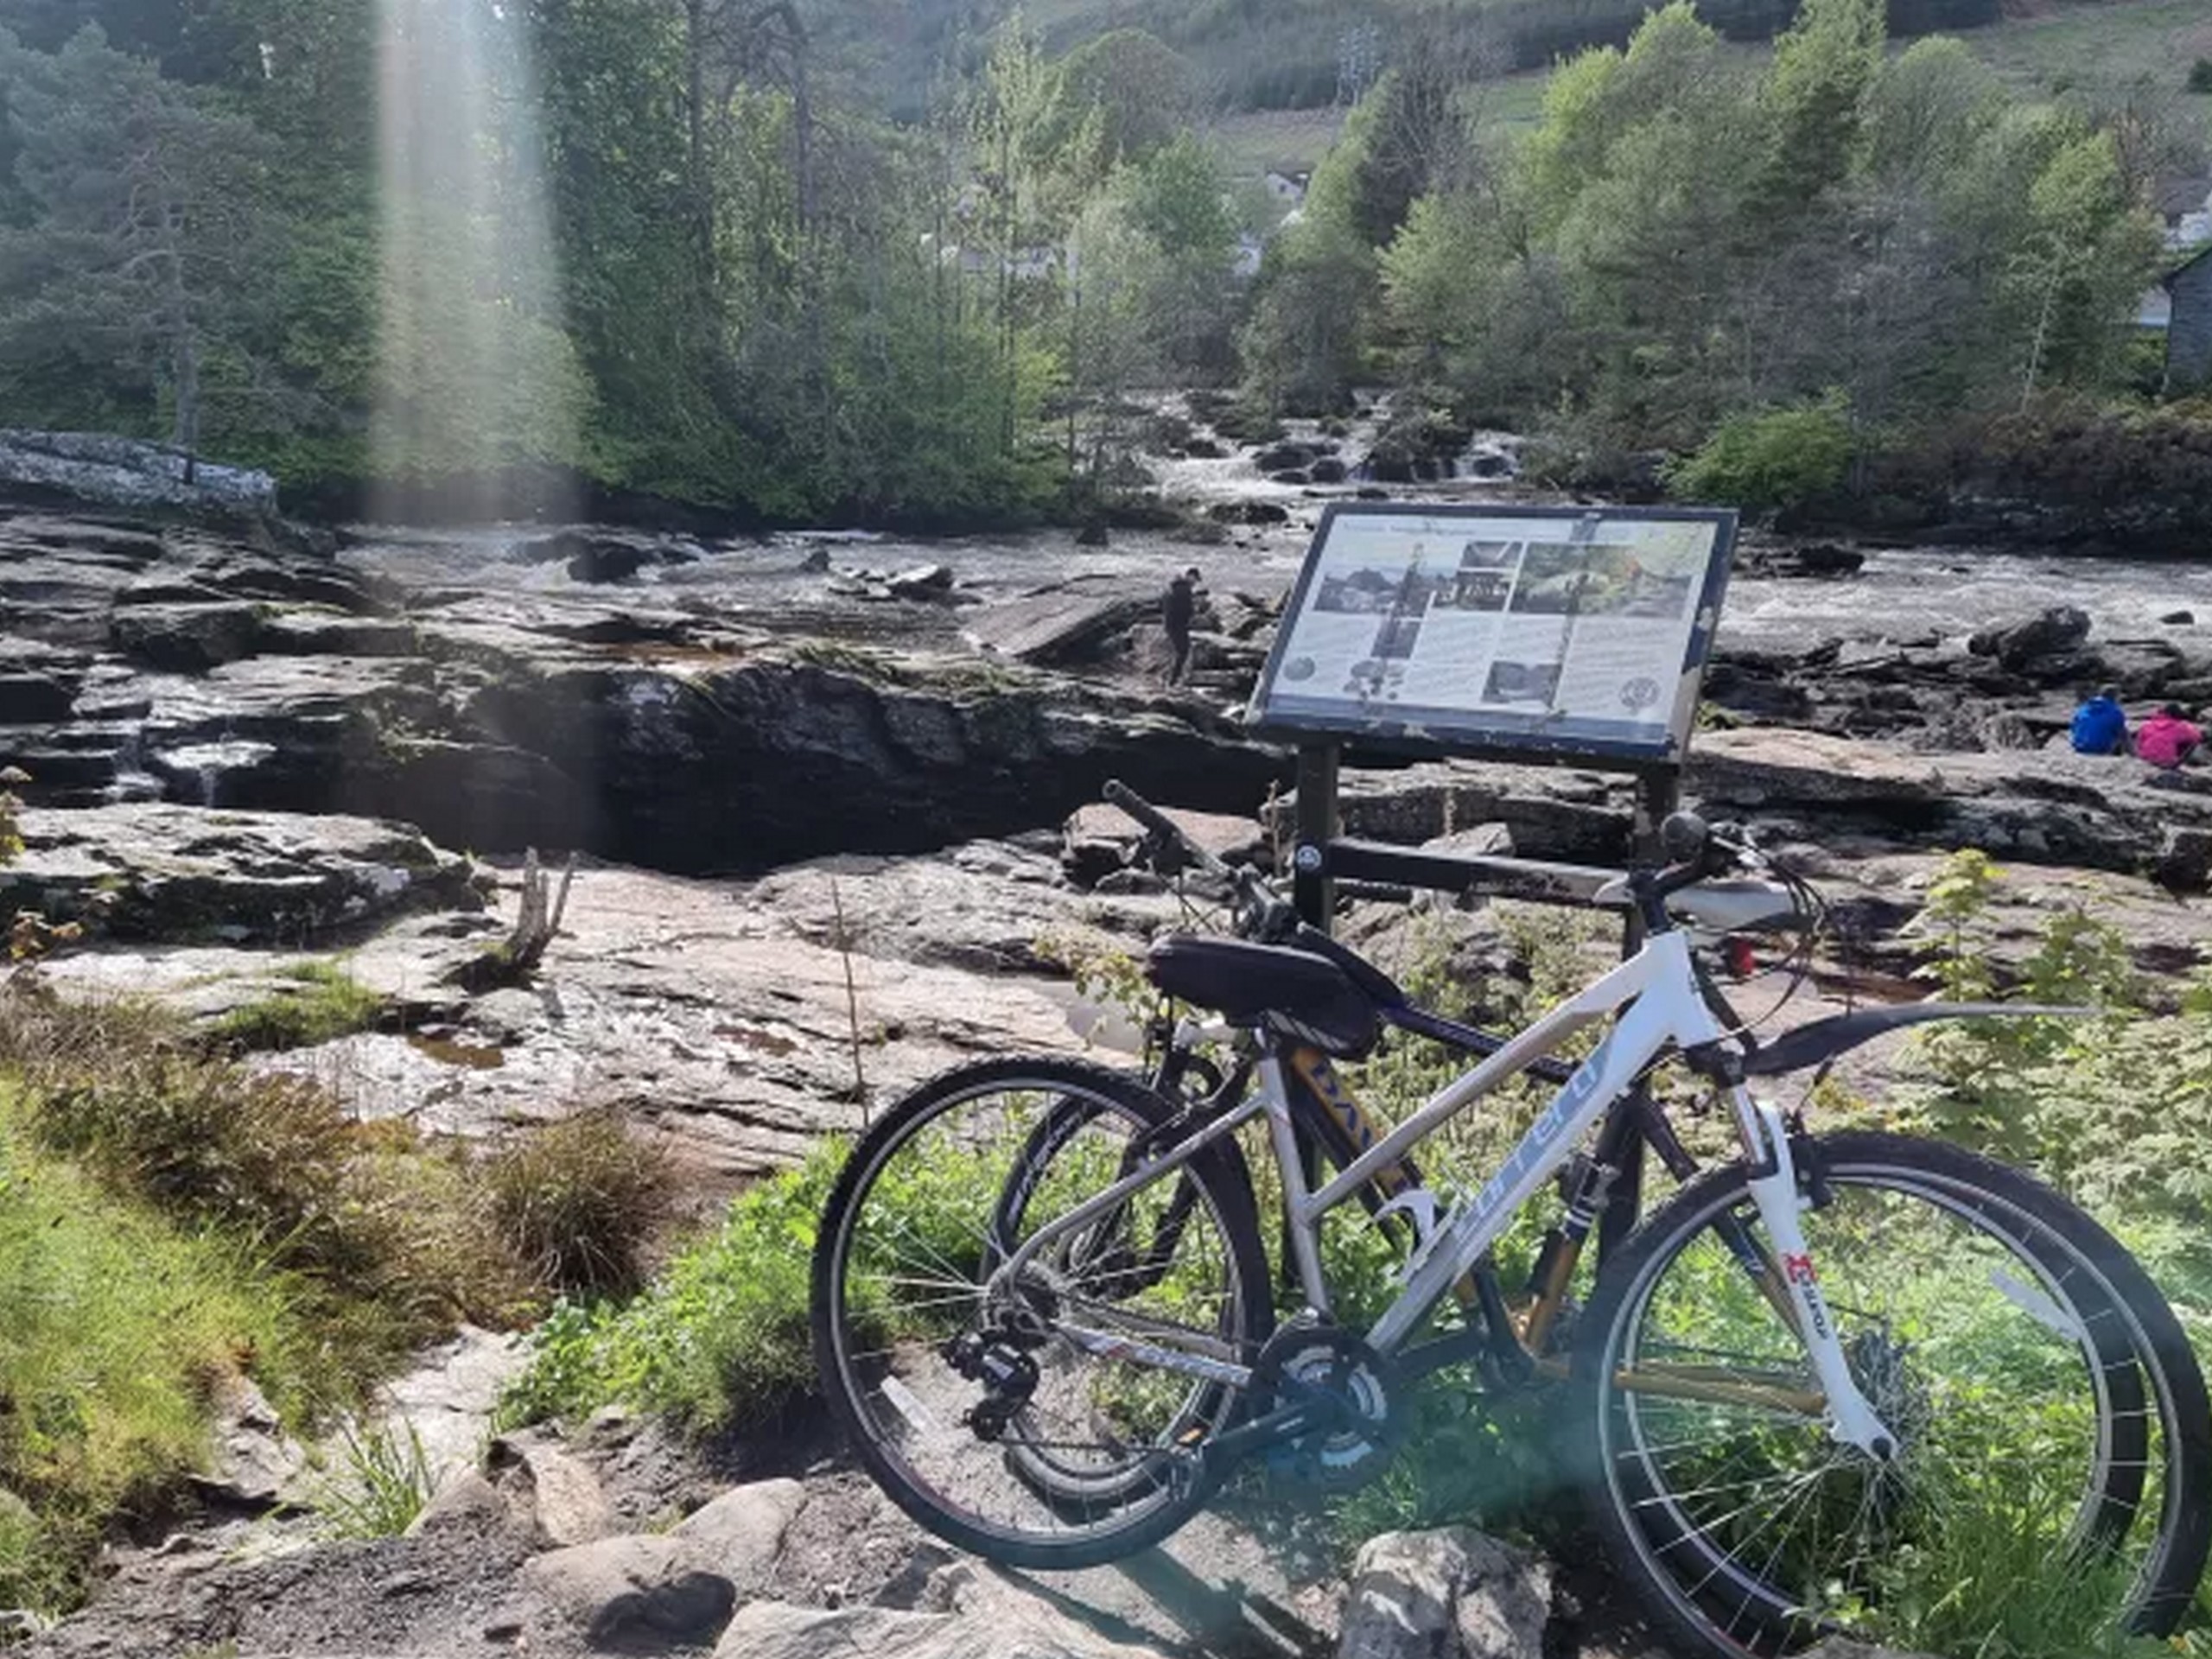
[1732,1090,1898,1461]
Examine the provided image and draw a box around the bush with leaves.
[1666,393,1856,512]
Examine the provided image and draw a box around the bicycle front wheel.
[811,1057,1273,1570]
[1573,1130,2210,1659]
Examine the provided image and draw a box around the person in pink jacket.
[2136,703,2202,771]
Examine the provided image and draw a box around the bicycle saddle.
[1146,935,1382,1059]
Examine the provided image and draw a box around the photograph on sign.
[1249,505,1735,762]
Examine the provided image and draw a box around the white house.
[1262,168,1310,205]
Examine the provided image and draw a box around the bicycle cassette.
[1254,1323,1403,1490]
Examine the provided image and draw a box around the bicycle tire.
[812,1056,1275,1570]
[1572,1130,2211,1658]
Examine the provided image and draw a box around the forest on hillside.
[0,0,2204,525]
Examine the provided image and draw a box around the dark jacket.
[1163,577,1196,637]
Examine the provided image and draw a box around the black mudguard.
[1742,1001,2088,1077]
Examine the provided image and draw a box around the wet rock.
[1968,606,2091,669]
[962,581,1150,665]
[1309,456,1348,484]
[1738,541,1866,580]
[0,803,480,941]
[1075,519,1110,547]
[256,610,419,656]
[887,563,957,601]
[0,670,77,722]
[1271,467,1313,485]
[521,1535,736,1648]
[1181,437,1224,460]
[2163,609,2195,626]
[1207,500,1291,526]
[110,601,262,671]
[1337,1527,1552,1659]
[1253,442,1314,473]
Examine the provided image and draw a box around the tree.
[0,24,276,459]
[1758,0,1885,213]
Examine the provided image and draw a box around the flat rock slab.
[964,578,1150,664]
[2,803,480,940]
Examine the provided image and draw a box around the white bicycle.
[811,785,2210,1658]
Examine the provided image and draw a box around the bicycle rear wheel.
[811,1058,1273,1570]
[1573,1131,2210,1658]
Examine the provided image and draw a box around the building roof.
[2164,242,2212,289]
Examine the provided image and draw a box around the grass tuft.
[207,961,386,1052]
[485,1110,673,1298]
[312,1420,435,1541]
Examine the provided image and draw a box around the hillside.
[1191,0,2212,173]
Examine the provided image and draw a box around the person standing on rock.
[2138,702,2203,773]
[1163,567,1200,686]
[2070,685,2128,756]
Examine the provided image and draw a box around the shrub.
[485,1110,673,1297]
[1665,392,1854,512]
[2190,58,2212,94]
[207,962,385,1052]
[499,1143,844,1433]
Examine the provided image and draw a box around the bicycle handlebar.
[1105,784,1792,942]
[1103,779,1297,939]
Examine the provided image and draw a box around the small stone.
[2162,609,2195,626]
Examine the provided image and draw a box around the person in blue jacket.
[2069,685,2129,755]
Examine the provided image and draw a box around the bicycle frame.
[990,926,1897,1456]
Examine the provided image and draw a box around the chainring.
[1254,1322,1404,1491]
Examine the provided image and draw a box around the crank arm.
[1192,1395,1337,1476]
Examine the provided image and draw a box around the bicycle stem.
[1735,1091,1898,1460]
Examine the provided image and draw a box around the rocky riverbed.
[3,454,2209,1659]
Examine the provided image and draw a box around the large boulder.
[0,803,480,940]
[521,1535,736,1648]
[1968,606,2091,669]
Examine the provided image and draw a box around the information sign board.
[1248,503,1736,766]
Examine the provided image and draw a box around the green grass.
[207,960,386,1052]
[0,982,683,1614]
[1967,0,2212,101]
[0,1086,310,1611]
[499,1143,846,1434]
[311,1421,435,1541]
